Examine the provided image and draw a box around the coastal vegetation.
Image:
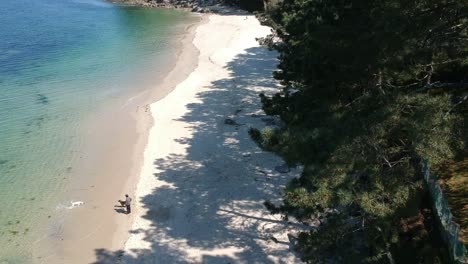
[112,0,265,11]
[252,0,467,263]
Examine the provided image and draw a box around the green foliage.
[256,0,468,262]
[226,0,264,12]
[260,127,279,146]
[248,127,280,148]
[248,127,262,143]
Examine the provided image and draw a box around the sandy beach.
[95,11,304,264]
[37,9,304,264]
[33,12,202,264]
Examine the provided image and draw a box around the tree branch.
[416,59,461,67]
[445,95,468,118]
[416,82,468,92]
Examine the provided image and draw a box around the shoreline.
[114,11,208,253]
[33,11,204,263]
[108,0,211,11]
[34,6,303,263]
[122,11,303,263]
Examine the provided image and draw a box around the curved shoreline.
[113,11,208,254]
[37,8,302,263]
[33,11,205,264]
[122,11,303,263]
[115,10,208,252]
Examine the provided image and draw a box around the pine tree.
[256,0,467,262]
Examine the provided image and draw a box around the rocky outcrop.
[110,0,266,13]
[109,0,226,12]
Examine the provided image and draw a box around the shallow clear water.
[0,1,195,261]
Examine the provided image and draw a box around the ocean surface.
[0,1,196,262]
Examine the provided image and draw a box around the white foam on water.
[71,0,112,8]
[56,200,85,210]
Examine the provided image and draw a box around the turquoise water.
[0,1,196,262]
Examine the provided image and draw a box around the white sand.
[122,13,305,264]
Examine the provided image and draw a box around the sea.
[0,0,197,262]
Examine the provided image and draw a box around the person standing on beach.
[125,194,132,214]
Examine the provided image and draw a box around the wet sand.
[33,12,203,264]
[34,8,305,264]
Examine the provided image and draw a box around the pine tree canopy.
[256,0,467,262]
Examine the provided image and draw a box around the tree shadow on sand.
[93,41,304,263]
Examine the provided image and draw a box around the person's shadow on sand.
[114,200,127,214]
